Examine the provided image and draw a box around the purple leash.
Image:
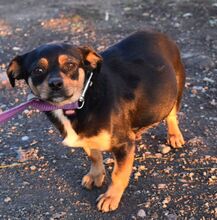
[0,98,79,125]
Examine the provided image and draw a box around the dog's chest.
[52,110,111,151]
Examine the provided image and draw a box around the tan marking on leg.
[82,148,105,190]
[97,144,135,212]
[166,105,185,148]
[76,131,111,151]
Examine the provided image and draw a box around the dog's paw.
[96,186,123,212]
[82,172,105,190]
[96,193,121,212]
[167,132,185,148]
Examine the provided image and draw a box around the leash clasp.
[77,100,85,109]
[77,72,93,109]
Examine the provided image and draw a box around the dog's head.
[7,44,102,105]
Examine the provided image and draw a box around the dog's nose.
[48,78,63,90]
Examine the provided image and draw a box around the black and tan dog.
[7,30,185,212]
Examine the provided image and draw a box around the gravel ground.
[0,0,217,219]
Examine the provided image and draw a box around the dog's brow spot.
[58,55,69,65]
[58,54,79,66]
[38,58,49,68]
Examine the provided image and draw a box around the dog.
[7,30,185,212]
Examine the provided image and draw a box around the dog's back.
[100,30,185,129]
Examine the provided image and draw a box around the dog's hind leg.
[166,60,185,148]
[82,148,105,189]
[166,105,185,148]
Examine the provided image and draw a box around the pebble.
[188,137,204,146]
[203,77,214,84]
[183,13,192,18]
[138,165,146,171]
[23,110,29,114]
[51,212,66,219]
[4,197,12,203]
[167,213,178,220]
[155,153,163,158]
[12,46,21,51]
[104,158,114,165]
[30,165,36,171]
[209,18,217,27]
[158,183,167,189]
[210,99,217,106]
[137,209,146,218]
[162,196,171,208]
[134,171,141,180]
[159,145,171,154]
[174,22,180,28]
[21,136,29,141]
[48,129,54,134]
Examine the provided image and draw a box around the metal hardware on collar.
[78,71,93,108]
[77,100,85,109]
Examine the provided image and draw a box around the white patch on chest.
[53,109,79,147]
[53,110,111,151]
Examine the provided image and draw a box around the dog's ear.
[7,55,24,87]
[78,46,102,72]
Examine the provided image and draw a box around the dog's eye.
[32,67,45,75]
[63,62,76,72]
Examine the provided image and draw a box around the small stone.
[30,165,36,171]
[12,46,21,51]
[203,77,214,83]
[183,13,192,18]
[137,209,146,218]
[159,145,171,154]
[155,153,163,158]
[4,197,12,203]
[188,137,204,146]
[210,99,217,106]
[52,212,66,219]
[142,12,150,16]
[162,196,171,208]
[134,171,141,180]
[151,212,159,219]
[23,181,30,185]
[138,165,146,171]
[167,213,178,220]
[124,7,131,11]
[158,183,167,189]
[192,86,203,91]
[48,129,54,134]
[209,18,217,27]
[215,207,217,217]
[105,11,109,21]
[143,151,151,157]
[23,110,29,114]
[21,136,29,141]
[103,158,114,165]
[174,23,180,28]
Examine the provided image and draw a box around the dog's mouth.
[43,93,77,116]
[38,91,75,106]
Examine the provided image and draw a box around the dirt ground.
[0,0,216,219]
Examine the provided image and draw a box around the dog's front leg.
[97,140,135,212]
[82,148,105,190]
